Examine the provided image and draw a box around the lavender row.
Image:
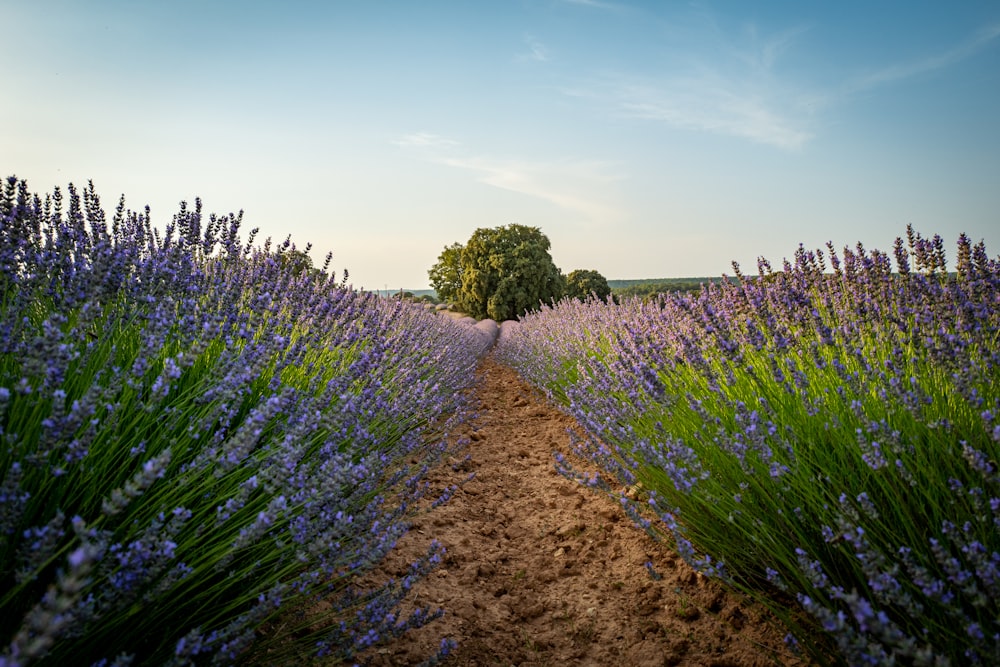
[0,177,484,665]
[498,228,1000,666]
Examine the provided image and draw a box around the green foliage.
[430,225,565,320]
[0,176,480,665]
[611,277,731,299]
[276,248,314,276]
[498,234,1000,665]
[565,269,611,301]
[456,224,565,321]
[427,242,464,304]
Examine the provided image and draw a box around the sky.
[3,1,999,291]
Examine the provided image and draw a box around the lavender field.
[497,230,1000,665]
[0,177,487,665]
[2,174,999,667]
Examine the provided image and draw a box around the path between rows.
[362,355,808,666]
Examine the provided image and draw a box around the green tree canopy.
[430,224,565,320]
[460,224,565,320]
[427,241,464,303]
[565,269,611,301]
[276,249,314,276]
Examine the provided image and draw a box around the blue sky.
[4,1,999,291]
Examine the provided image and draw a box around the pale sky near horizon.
[4,1,999,291]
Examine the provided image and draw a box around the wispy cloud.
[518,35,549,63]
[737,23,813,73]
[780,23,1000,119]
[560,16,999,151]
[437,155,625,222]
[613,73,813,150]
[392,132,460,149]
[555,16,818,151]
[394,132,625,222]
[845,23,1000,93]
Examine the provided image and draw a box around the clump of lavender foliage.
[0,176,483,665]
[499,227,1000,666]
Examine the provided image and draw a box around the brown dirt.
[361,355,810,666]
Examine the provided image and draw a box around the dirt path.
[363,355,807,666]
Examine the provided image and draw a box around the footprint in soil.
[357,356,808,667]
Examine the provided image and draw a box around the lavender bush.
[0,176,483,665]
[498,228,1000,666]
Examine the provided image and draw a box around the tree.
[427,242,464,303]
[430,224,564,320]
[565,269,611,301]
[277,249,314,276]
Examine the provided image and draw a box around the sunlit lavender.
[0,176,485,665]
[498,228,1000,666]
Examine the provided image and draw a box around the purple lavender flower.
[2,176,484,664]
[497,226,1000,666]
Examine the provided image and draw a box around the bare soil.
[362,355,810,666]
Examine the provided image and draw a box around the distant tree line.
[609,277,735,299]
